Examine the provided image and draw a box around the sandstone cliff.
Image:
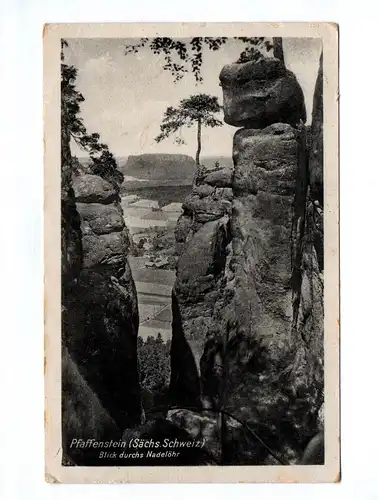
[169,54,324,465]
[61,147,219,466]
[61,139,143,464]
[65,169,142,430]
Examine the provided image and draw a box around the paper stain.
[45,472,60,484]
[42,24,49,39]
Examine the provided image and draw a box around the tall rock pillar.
[169,55,324,465]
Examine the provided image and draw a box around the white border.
[1,0,378,498]
[44,22,338,485]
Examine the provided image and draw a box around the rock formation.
[61,129,82,292]
[64,169,142,431]
[309,52,324,207]
[219,57,306,129]
[61,346,121,465]
[61,145,221,465]
[170,53,324,465]
[61,133,143,464]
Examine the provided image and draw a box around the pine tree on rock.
[155,93,223,182]
[61,39,123,186]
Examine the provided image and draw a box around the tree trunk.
[192,118,202,187]
[195,117,202,168]
[273,37,285,66]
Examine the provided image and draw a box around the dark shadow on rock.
[61,346,123,466]
[309,52,323,207]
[169,291,201,408]
[62,269,142,431]
[199,329,320,464]
[299,431,324,465]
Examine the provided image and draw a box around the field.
[119,159,231,342]
[121,184,193,207]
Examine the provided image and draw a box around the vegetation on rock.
[155,94,223,169]
[61,39,123,187]
[125,37,283,82]
[137,334,171,415]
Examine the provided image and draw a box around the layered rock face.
[73,173,130,272]
[64,171,141,431]
[170,54,324,464]
[61,143,142,463]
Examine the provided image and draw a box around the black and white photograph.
[44,22,339,483]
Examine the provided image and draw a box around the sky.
[65,37,322,158]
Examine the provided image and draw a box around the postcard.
[44,22,339,483]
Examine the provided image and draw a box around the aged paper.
[44,22,339,483]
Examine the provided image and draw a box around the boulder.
[220,57,306,128]
[192,184,215,198]
[81,230,129,270]
[73,173,132,273]
[73,174,118,204]
[167,409,221,461]
[203,167,233,187]
[183,194,232,223]
[76,202,125,235]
